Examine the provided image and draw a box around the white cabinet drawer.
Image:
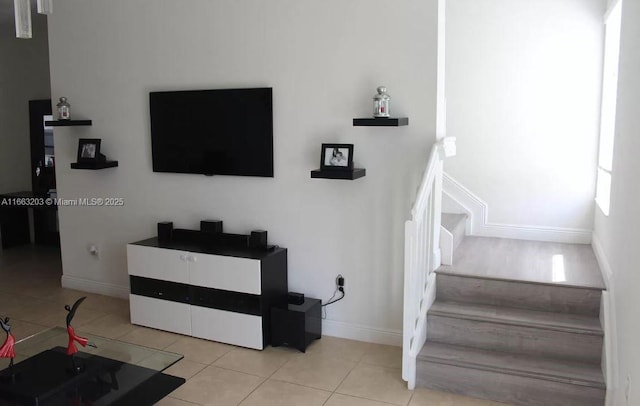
[191,306,263,349]
[127,244,189,284]
[130,294,191,335]
[189,254,261,294]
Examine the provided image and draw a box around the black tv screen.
[150,87,273,177]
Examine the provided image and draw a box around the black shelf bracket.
[45,120,93,127]
[310,168,366,180]
[353,117,408,127]
[70,161,118,170]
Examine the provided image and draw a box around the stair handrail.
[402,137,454,389]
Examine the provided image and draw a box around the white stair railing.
[402,137,455,389]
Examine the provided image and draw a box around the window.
[596,0,622,216]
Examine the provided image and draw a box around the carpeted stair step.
[417,341,605,406]
[436,272,602,316]
[427,300,603,364]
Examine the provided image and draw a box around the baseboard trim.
[443,173,592,244]
[473,222,592,244]
[601,290,617,406]
[440,226,454,266]
[60,274,400,346]
[442,172,484,234]
[591,231,618,406]
[61,275,129,299]
[591,232,614,290]
[322,319,402,347]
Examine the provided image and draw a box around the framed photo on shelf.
[320,143,354,170]
[77,138,101,163]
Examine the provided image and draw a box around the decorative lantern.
[373,86,390,118]
[56,97,71,120]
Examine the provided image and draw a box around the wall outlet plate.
[88,244,99,257]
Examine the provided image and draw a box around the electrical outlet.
[336,275,345,293]
[88,244,99,258]
[626,374,632,404]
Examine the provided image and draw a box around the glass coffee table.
[0,327,184,405]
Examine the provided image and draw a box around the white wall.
[444,0,603,232]
[0,15,51,194]
[47,0,438,344]
[593,0,640,403]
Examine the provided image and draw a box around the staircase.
[441,213,466,252]
[416,216,606,405]
[440,213,467,265]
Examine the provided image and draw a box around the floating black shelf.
[70,161,118,170]
[353,117,408,127]
[310,168,366,180]
[45,119,93,126]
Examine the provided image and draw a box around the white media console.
[127,237,288,350]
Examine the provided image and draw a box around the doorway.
[29,99,60,246]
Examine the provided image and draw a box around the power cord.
[322,274,345,319]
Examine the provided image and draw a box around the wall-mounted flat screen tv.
[150,87,273,177]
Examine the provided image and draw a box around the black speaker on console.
[201,220,223,234]
[249,230,268,249]
[157,222,173,242]
[288,292,305,305]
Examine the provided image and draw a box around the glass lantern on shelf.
[373,86,390,118]
[56,97,70,120]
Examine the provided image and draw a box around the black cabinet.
[0,191,59,249]
[271,298,321,352]
[0,205,30,249]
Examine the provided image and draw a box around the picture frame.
[77,138,102,163]
[320,144,354,170]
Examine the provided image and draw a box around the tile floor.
[0,245,507,406]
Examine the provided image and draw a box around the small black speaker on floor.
[157,222,173,242]
[249,230,268,249]
[288,292,305,305]
[201,220,223,234]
